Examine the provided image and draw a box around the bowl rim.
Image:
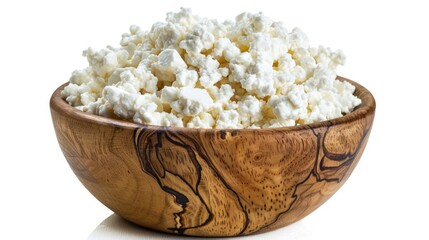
[50,76,376,133]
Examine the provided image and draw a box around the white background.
[1,0,428,239]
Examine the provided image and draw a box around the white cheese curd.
[237,95,265,128]
[62,8,361,129]
[170,87,214,116]
[152,49,187,82]
[187,112,215,128]
[216,110,242,129]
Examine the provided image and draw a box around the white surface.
[0,0,428,239]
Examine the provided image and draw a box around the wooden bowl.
[50,76,375,237]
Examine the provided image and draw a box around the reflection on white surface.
[87,214,311,240]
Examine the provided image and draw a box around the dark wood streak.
[160,131,215,232]
[177,132,250,236]
[133,128,249,235]
[320,128,369,170]
[316,124,371,181]
[134,128,212,234]
[258,120,373,233]
[135,129,191,234]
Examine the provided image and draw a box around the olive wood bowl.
[50,76,375,237]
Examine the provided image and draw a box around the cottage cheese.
[62,8,361,129]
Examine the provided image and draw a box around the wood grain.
[50,76,375,237]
